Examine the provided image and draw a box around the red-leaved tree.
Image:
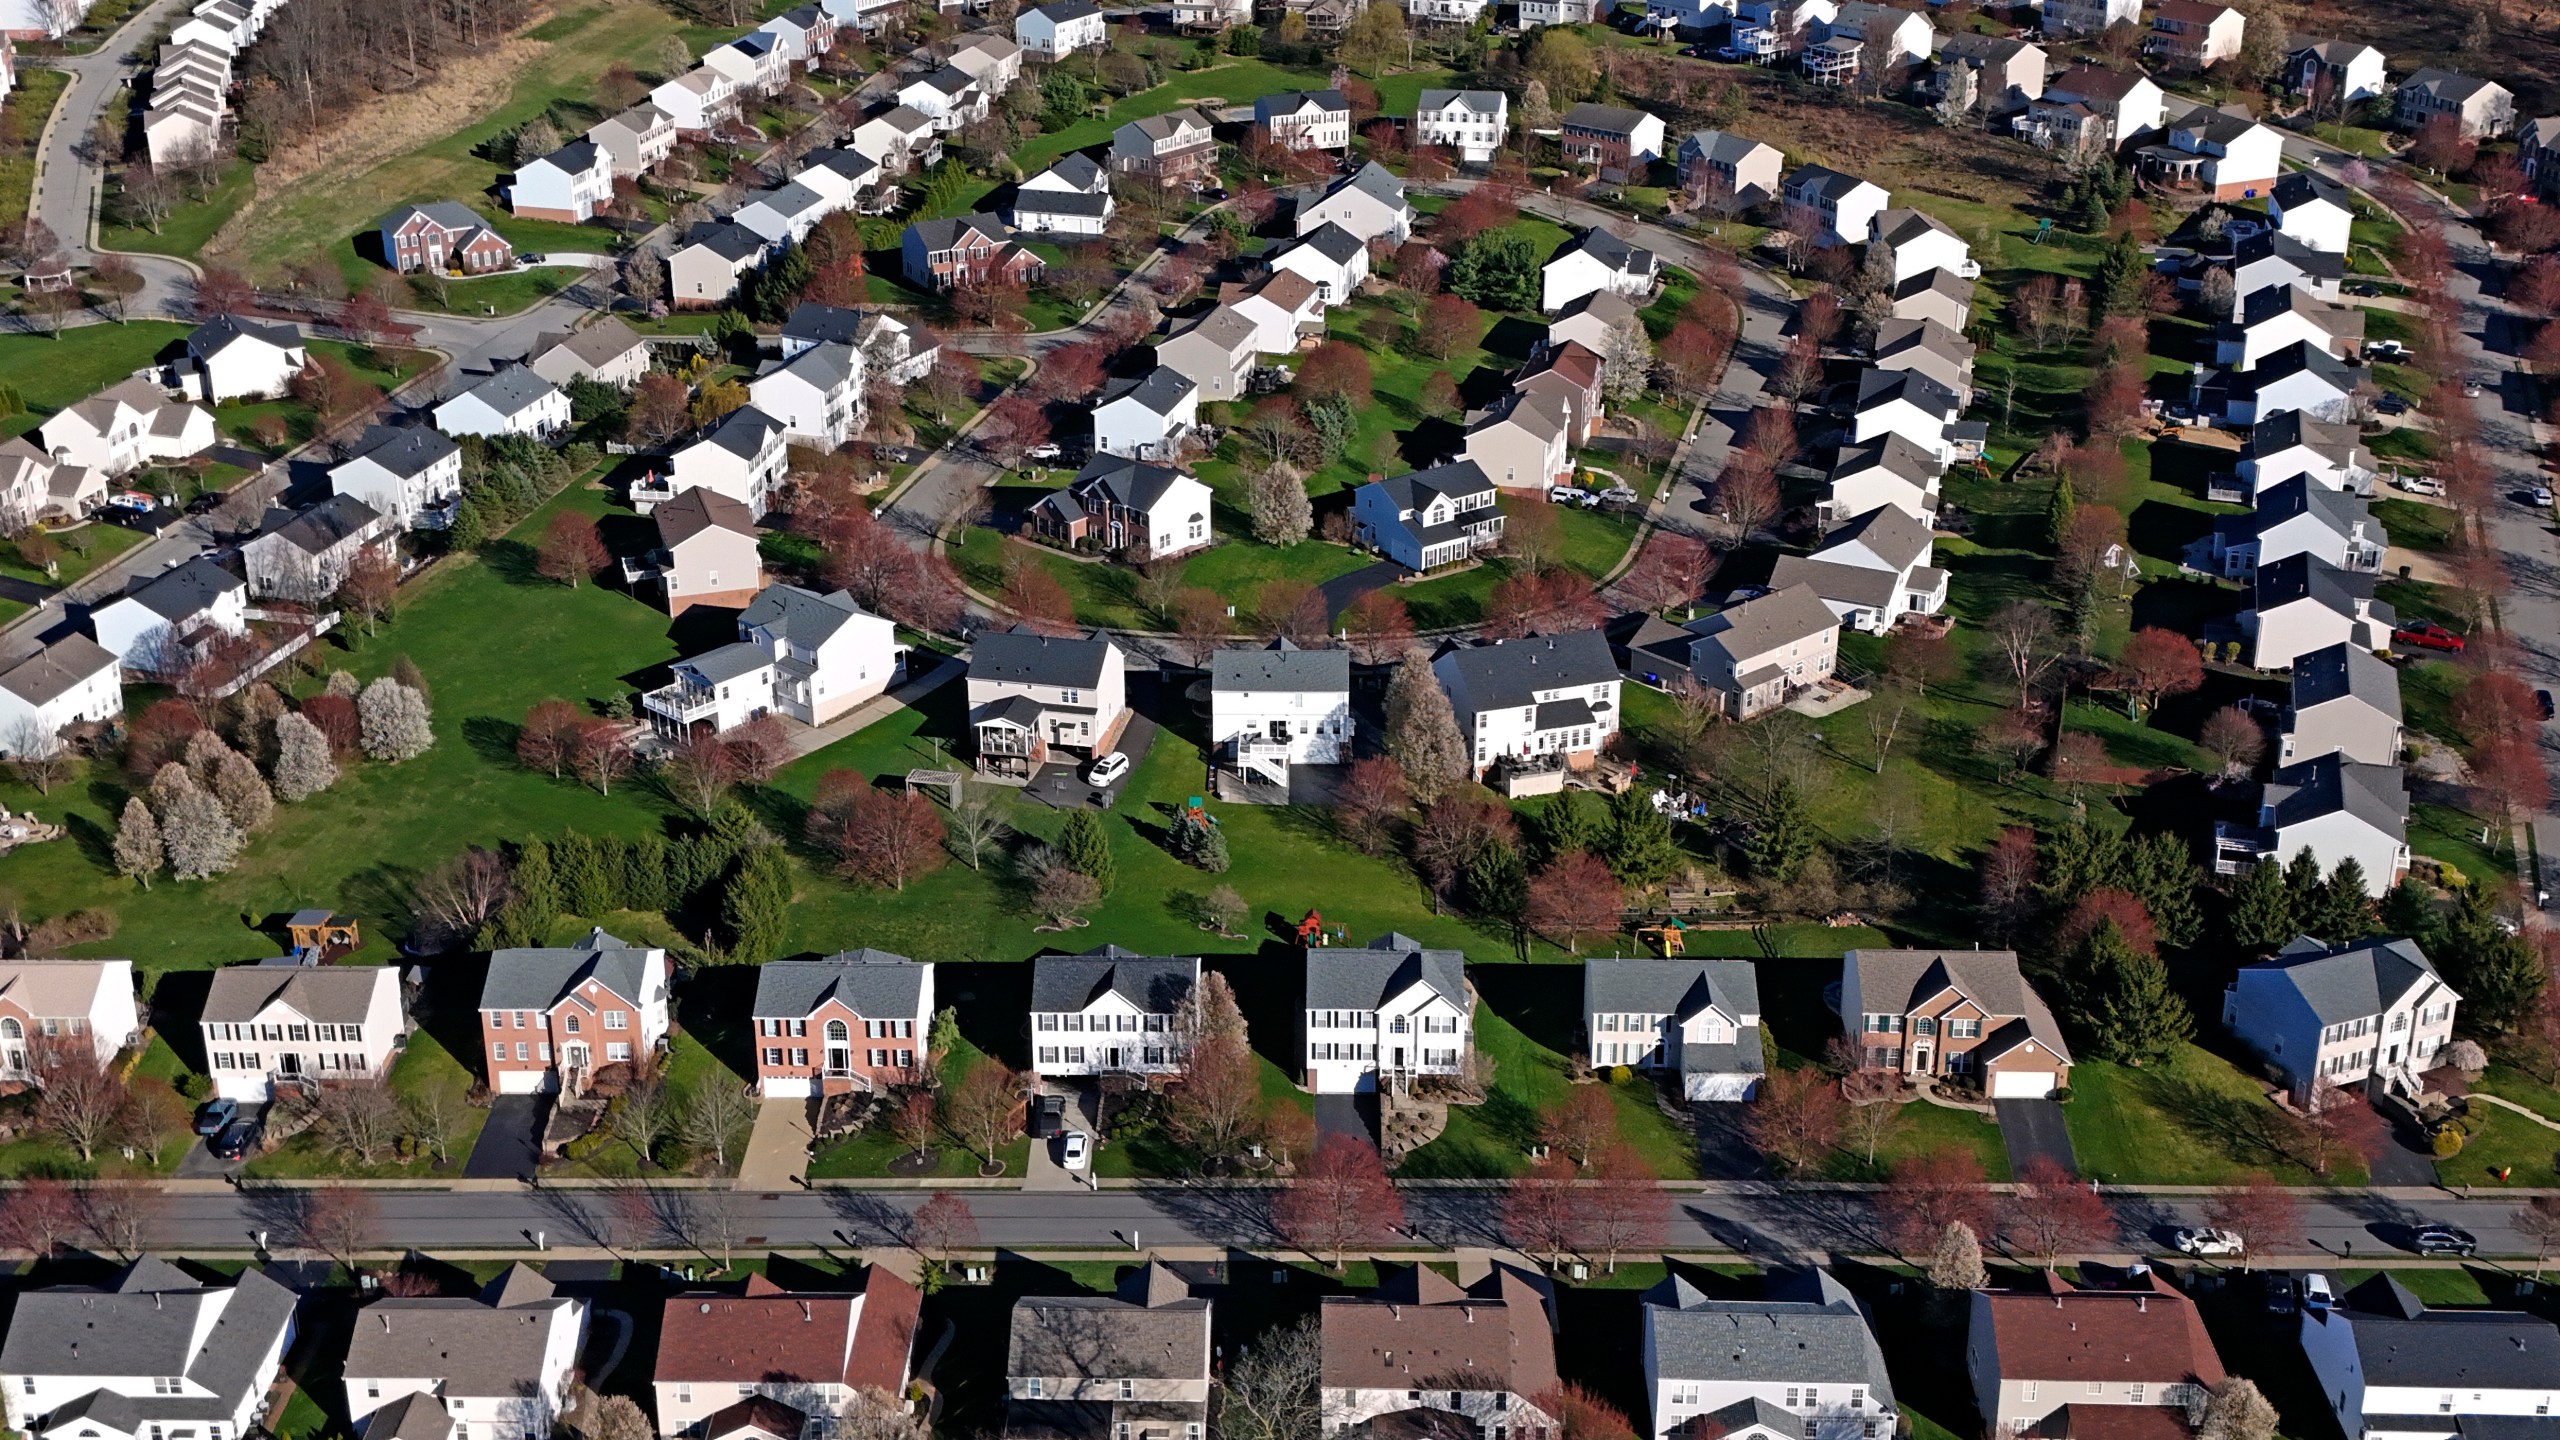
[1274,1133,1403,1268]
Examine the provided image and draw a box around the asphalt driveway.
[464,1095,546,1180]
[1315,1093,1376,1148]
[1993,1098,2079,1177]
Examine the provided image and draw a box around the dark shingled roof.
[1028,947,1199,1014]
[2247,934,2445,1026]
[1211,637,1350,694]
[1434,630,1619,711]
[751,952,929,1018]
[972,627,1117,687]
[1305,934,1465,1010]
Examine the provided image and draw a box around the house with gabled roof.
[1731,0,1835,60]
[434,366,569,441]
[967,628,1130,779]
[2285,36,2385,107]
[2237,411,2371,497]
[2137,106,2283,201]
[1220,270,1327,354]
[2267,170,2355,255]
[1644,1269,1895,1440]
[1967,1272,2224,1434]
[799,147,890,213]
[1353,461,1505,571]
[653,1270,923,1438]
[1781,165,1890,248]
[1030,948,1199,1078]
[1852,367,1965,464]
[1211,639,1351,790]
[509,139,613,223]
[1515,339,1606,443]
[2218,754,2409,896]
[670,222,768,310]
[1415,88,1509,164]
[1823,1,1933,67]
[478,927,673,1095]
[642,582,901,736]
[1304,934,1472,1093]
[1434,629,1622,778]
[1174,0,1251,30]
[376,202,515,275]
[2225,934,2453,1101]
[2214,231,2345,317]
[1092,368,1199,462]
[2030,65,2167,152]
[1823,432,1943,527]
[751,951,933,1097]
[1560,102,1667,183]
[1320,1265,1556,1434]
[1677,129,1784,209]
[1006,152,1114,236]
[1889,267,1974,331]
[2242,552,2394,670]
[1007,1265,1211,1440]
[1870,207,1977,285]
[945,33,1023,91]
[88,556,247,675]
[1031,453,1213,558]
[2207,477,2381,579]
[632,487,763,615]
[1016,0,1105,57]
[527,317,651,390]
[241,494,385,603]
[1462,392,1572,492]
[901,212,1043,292]
[200,962,405,1102]
[896,64,985,132]
[749,340,864,451]
[705,32,789,96]
[2280,641,2401,768]
[1682,584,1841,720]
[733,181,838,248]
[1841,947,2072,1096]
[343,1266,585,1440]
[645,405,789,519]
[1933,33,2045,111]
[849,105,940,175]
[1110,108,1217,187]
[173,316,306,403]
[0,636,122,760]
[1290,160,1411,244]
[2146,0,2244,67]
[652,67,742,136]
[1585,957,1765,1099]
[0,1259,300,1440]
[1870,317,1974,402]
[757,2,841,64]
[1542,227,1660,313]
[1156,304,1260,403]
[1266,221,1369,303]
[36,377,213,480]
[1548,289,1645,366]
[586,104,676,179]
[2395,68,2514,139]
[0,959,138,1081]
[1257,88,1351,151]
[2206,338,2362,427]
[2300,1275,2560,1440]
[1770,504,1947,635]
[330,425,462,532]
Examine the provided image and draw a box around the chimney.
[2136,1296,2147,1313]
[801,1301,812,1322]
[382,1314,391,1333]
[1463,1307,1474,1324]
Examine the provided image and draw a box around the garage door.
[1990,1070,2056,1098]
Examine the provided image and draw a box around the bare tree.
[1212,1314,1323,1440]
[683,1081,757,1174]
[34,1040,128,1162]
[1986,601,2063,703]
[79,1185,167,1261]
[311,1084,404,1167]
[300,1184,383,1266]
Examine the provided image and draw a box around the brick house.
[899,213,1045,291]
[478,928,673,1095]
[1558,102,1667,182]
[1838,947,2073,1097]
[376,202,515,275]
[749,950,935,1098]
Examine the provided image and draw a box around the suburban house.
[1290,160,1412,244]
[1092,368,1200,462]
[1110,108,1218,187]
[2523,117,2560,200]
[646,405,790,520]
[1851,367,1966,464]
[1006,1265,1211,1440]
[756,2,841,62]
[1559,103,1668,183]
[527,317,652,390]
[0,1259,299,1440]
[1967,1273,2225,1434]
[669,222,768,309]
[2221,232,2345,315]
[2208,477,2381,579]
[2137,108,2284,200]
[900,213,1042,292]
[641,582,902,736]
[1731,0,1836,61]
[240,494,385,603]
[1005,152,1114,237]
[1769,503,1947,635]
[2286,36,2386,106]
[1889,269,1974,331]
[2218,753,2411,896]
[1175,0,1252,28]
[848,105,940,175]
[1823,433,1943,525]
[1433,629,1621,779]
[1868,207,1978,285]
[1521,0,1602,25]
[1015,0,1105,57]
[2147,0,2244,65]
[330,425,463,532]
[0,958,135,1085]
[1548,289,1646,363]
[2242,553,2394,670]
[2395,68,2514,138]
[2224,935,2455,1102]
[0,637,123,760]
[2267,170,2357,254]
[1028,948,1200,1079]
[1781,164,1890,248]
[1353,460,1506,572]
[2237,411,2373,495]
[1256,88,1351,150]
[88,556,248,675]
[2280,641,2403,768]
[1584,958,1765,1100]
[797,149,886,215]
[1415,88,1510,164]
[651,67,741,135]
[433,367,570,441]
[342,1267,586,1440]
[945,33,1023,91]
[1211,639,1352,789]
[705,33,789,96]
[1682,584,1841,720]
[896,65,984,132]
[1676,128,1784,208]
[749,951,934,1097]
[1643,1269,1895,1440]
[0,436,97,525]
[1304,934,1472,1094]
[749,340,863,451]
[479,928,672,1095]
[2300,1276,2560,1440]
[1541,227,1660,313]
[634,487,763,615]
[1222,270,1327,354]
[376,202,515,274]
[1265,221,1370,303]
[1839,947,2073,1097]
[1029,453,1214,558]
[1823,2,1934,67]
[1462,393,1573,491]
[1155,304,1261,403]
[733,181,837,247]
[652,1271,922,1438]
[966,628,1131,780]
[2209,339,2362,427]
[586,103,676,178]
[36,377,214,480]
[1319,1267,1557,1438]
[173,316,306,403]
[508,139,613,223]
[2042,0,2137,36]
[1932,33,2046,111]
[1516,341,1606,444]
[2031,65,2167,151]
[1871,317,1975,401]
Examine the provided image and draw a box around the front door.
[1912,1048,1931,1075]
[276,1053,302,1078]
[827,1044,851,1075]
[1392,1046,1406,1070]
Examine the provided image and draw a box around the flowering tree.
[1274,1134,1402,1267]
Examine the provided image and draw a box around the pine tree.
[358,677,434,762]
[2226,860,2296,950]
[2044,474,2074,549]
[557,831,612,919]
[2314,860,2376,941]
[445,496,489,552]
[1060,810,1116,894]
[2073,185,2110,234]
[112,797,163,889]
[161,788,244,880]
[1465,836,1528,930]
[1745,781,1815,883]
[2097,232,2149,313]
[212,752,273,833]
[2438,886,2544,1035]
[1195,821,1229,874]
[2281,849,2326,936]
[2128,833,2202,948]
[621,833,668,912]
[271,712,338,802]
[720,844,793,963]
[1602,786,1681,888]
[1383,658,1470,807]
[2379,876,2437,940]
[513,839,561,927]
[2075,919,2193,1065]
[1528,793,1599,861]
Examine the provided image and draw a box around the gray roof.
[1100,367,1197,417]
[1768,555,1905,610]
[1305,933,1466,1010]
[342,424,459,480]
[1642,1269,1895,1400]
[2272,170,2350,211]
[1585,957,1760,1018]
[2401,68,2506,104]
[2244,409,2363,460]
[367,1391,456,1440]
[1843,948,2073,1064]
[1419,88,1506,116]
[911,64,977,97]
[0,1261,299,1423]
[1552,226,1656,277]
[452,365,562,418]
[2227,339,2356,399]
[187,314,301,360]
[1012,187,1113,218]
[744,179,831,220]
[1007,1291,1209,1382]
[1684,584,1839,666]
[784,302,866,347]
[1786,163,1878,202]
[680,641,778,686]
[1872,207,1959,249]
[1893,267,1974,305]
[1693,1399,1808,1440]
[2234,230,2347,281]
[2226,474,2366,544]
[1679,128,1776,165]
[2265,753,2408,838]
[973,627,1116,687]
[1873,315,1973,365]
[759,340,859,393]
[529,139,602,176]
[1936,31,2039,65]
[1829,432,1944,487]
[2292,641,2401,721]
[1854,366,1961,420]
[752,952,930,1019]
[2250,934,2446,1025]
[1818,502,1933,570]
[343,1283,582,1399]
[1028,948,1199,1015]
[741,582,876,649]
[1288,221,1367,267]
[114,555,244,622]
[2327,1276,2560,1392]
[2252,551,2377,615]
[1058,454,1197,516]
[1258,88,1349,117]
[1373,459,1497,517]
[1039,152,1105,191]
[2240,281,2363,334]
[479,927,660,1012]
[385,200,491,234]
[1211,638,1350,695]
[1436,630,1619,711]
[202,963,392,1025]
[256,493,379,556]
[0,634,116,707]
[1026,0,1099,19]
[1164,304,1259,357]
[683,222,767,263]
[697,405,785,461]
[1561,102,1656,136]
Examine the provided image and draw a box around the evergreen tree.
[2312,860,2376,942]
[2072,185,2110,234]
[2074,919,2193,1064]
[1384,659,1470,806]
[2281,849,2326,936]
[513,839,561,928]
[2044,474,2075,549]
[445,497,489,552]
[2379,876,2438,940]
[622,833,668,912]
[1194,822,1229,874]
[2225,860,2296,950]
[2437,886,2544,1035]
[2128,833,2202,947]
[2098,233,2149,314]
[1060,810,1117,894]
[112,797,162,889]
[1745,781,1815,883]
[161,788,244,880]
[720,844,793,964]
[271,712,337,801]
[1528,793,1599,861]
[1602,786,1681,888]
[557,831,613,919]
[1465,835,1528,937]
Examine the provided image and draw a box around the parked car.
[2262,1273,2297,1314]
[2412,1224,2479,1256]
[2394,473,2445,496]
[2364,339,2409,361]
[2376,392,2412,415]
[1024,443,1064,462]
[211,1117,260,1161]
[192,1098,237,1136]
[2345,282,2381,297]
[2393,621,2467,653]
[2464,377,2487,398]
[2303,1273,2335,1310]
[1028,1093,1066,1139]
[1086,752,1130,787]
[1060,1131,1090,1170]
[2534,485,2555,508]
[2174,1226,2245,1258]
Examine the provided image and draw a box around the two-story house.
[1015,0,1105,57]
[1548,290,1645,365]
[586,104,676,178]
[1029,949,1200,1079]
[945,34,1023,92]
[1676,129,1784,209]
[1870,317,1976,403]
[1769,503,1948,635]
[749,340,864,451]
[669,222,769,310]
[2238,412,2372,497]
[2210,476,2381,579]
[1839,947,2073,1098]
[2208,339,2362,428]
[2279,641,2403,768]
[751,950,933,1097]
[1256,88,1351,151]
[848,106,940,176]
[2041,0,2137,37]
[1007,1265,1210,1440]
[0,958,138,1082]
[1515,341,1606,445]
[2395,68,2514,139]
[2029,65,2167,152]
[1006,152,1115,237]
[508,139,613,223]
[434,367,570,442]
[651,68,741,137]
[733,182,839,249]
[0,638,121,764]
[2241,553,2395,671]
[1463,393,1573,492]
[1967,1273,2224,1435]
[2224,934,2455,1102]
[2286,37,2387,107]
[1290,162,1412,245]
[633,487,763,616]
[1541,228,1660,314]
[241,495,386,604]
[900,213,1043,292]
[895,66,984,133]
[1028,454,1215,559]
[2267,171,2356,255]
[478,928,673,1095]
[1823,2,1934,68]
[1433,629,1621,779]
[1353,461,1505,572]
[1781,165,1890,249]
[36,377,214,481]
[1933,33,2046,112]
[2216,753,2410,897]
[1889,268,1975,332]
[2137,108,2284,200]
[2301,1276,2560,1440]
[1091,368,1200,462]
[1730,0,1836,61]
[1265,222,1370,303]
[1304,933,1471,1094]
[331,425,464,531]
[1110,109,1218,188]
[1320,1267,1558,1437]
[1210,639,1351,792]
[1682,584,1841,720]
[1823,433,1943,527]
[1559,103,1668,183]
[1868,208,1977,285]
[643,405,789,520]
[376,202,516,275]
[1852,367,1967,464]
[88,556,248,676]
[527,317,652,391]
[174,316,306,403]
[2218,233,2345,319]
[2147,0,2244,66]
[653,1271,922,1438]
[1221,271,1327,354]
[1584,957,1765,1100]
[0,1260,299,1440]
[342,1267,586,1440]
[967,628,1130,779]
[1415,89,1509,164]
[1154,305,1260,405]
[642,583,902,736]
[1644,1269,1895,1440]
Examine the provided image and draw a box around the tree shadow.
[460,714,524,768]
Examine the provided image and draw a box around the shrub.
[2431,1126,2465,1158]
[2049,1087,2074,1104]
[1607,1065,1634,1085]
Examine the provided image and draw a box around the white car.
[1060,1131,1090,1170]
[1025,443,1064,462]
[2464,378,2486,398]
[2302,1273,2334,1310]
[2173,1226,2245,1258]
[1085,752,1130,787]
[2395,473,2445,496]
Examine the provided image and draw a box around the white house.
[641,583,903,737]
[1868,207,1977,285]
[2041,0,2138,36]
[2224,232,2345,316]
[1256,88,1351,151]
[343,1267,587,1440]
[1028,454,1215,559]
[434,367,570,441]
[945,33,1023,92]
[1644,1269,1896,1440]
[1851,367,1964,464]
[36,377,214,480]
[1353,460,1505,572]
[1732,0,1835,60]
[849,105,940,175]
[2138,108,2284,201]
[88,557,248,674]
[0,637,122,759]
[1154,304,1260,403]
[2223,935,2454,1103]
[640,406,790,520]
[705,33,789,96]
[2218,754,2410,897]
[1303,934,1471,1094]
[1683,584,1842,720]
[1822,433,1943,526]
[1266,222,1370,303]
[896,65,984,132]
[331,425,464,531]
[2268,170,2356,255]
[2212,339,2361,427]
[241,494,387,604]
[1414,88,1508,164]
[2280,641,2403,768]
[1433,629,1622,778]
[1585,958,1766,1101]
[650,68,741,135]
[1223,270,1327,354]
[0,958,139,1079]
[200,962,406,1102]
[1091,368,1199,462]
[1823,2,1933,67]
[0,1260,299,1440]
[2237,412,2373,496]
[2207,476,2382,578]
[478,928,674,1095]
[2300,1276,2560,1440]
[1211,640,1351,790]
[2242,552,2395,670]
[749,340,864,451]
[508,139,614,223]
[172,316,306,403]
[2034,65,2167,150]
[1870,316,1975,403]
[1781,164,1890,248]
[966,628,1131,779]
[1015,0,1105,57]
[1006,152,1114,236]
[1290,161,1411,245]
[1029,948,1199,1079]
[732,181,838,247]
[586,104,677,178]
[2148,0,2245,67]
[1769,503,1947,635]
[1542,227,1660,313]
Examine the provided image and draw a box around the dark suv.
[2411,1225,2478,1257]
[1028,1093,1067,1139]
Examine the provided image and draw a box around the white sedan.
[2173,1226,2245,1258]
[1060,1131,1091,1170]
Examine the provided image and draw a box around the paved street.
[30,0,205,320]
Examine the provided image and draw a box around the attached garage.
[1983,1035,2070,1099]
[1989,1068,2059,1099]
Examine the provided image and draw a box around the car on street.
[2394,473,2445,496]
[2412,1224,2479,1256]
[2540,689,2556,721]
[185,493,222,515]
[2174,1226,2245,1257]
[1086,752,1130,787]
[192,1098,237,1136]
[2393,621,2467,654]
[1060,1131,1090,1170]
[1029,1093,1066,1138]
[210,1117,260,1161]
[2303,1273,2335,1310]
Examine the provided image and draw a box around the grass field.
[102,157,258,259]
[1398,1003,1702,1180]
[0,68,69,230]
[2065,1045,2368,1186]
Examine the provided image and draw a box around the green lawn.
[1,517,145,589]
[2064,1045,2366,1186]
[242,1024,488,1179]
[101,157,257,259]
[808,1031,1032,1178]
[2438,1108,2560,1190]
[2373,497,2455,552]
[1397,1003,1700,1180]
[0,68,70,229]
[1819,1097,2012,1182]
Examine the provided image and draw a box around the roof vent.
[2136,1296,2147,1313]
[700,1302,713,1314]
